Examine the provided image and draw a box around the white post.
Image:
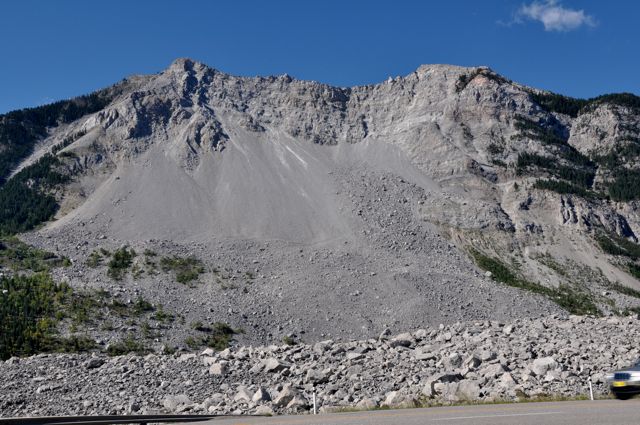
[313,391,317,414]
[588,377,594,401]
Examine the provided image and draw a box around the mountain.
[2,58,640,350]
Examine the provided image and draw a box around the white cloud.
[517,0,596,32]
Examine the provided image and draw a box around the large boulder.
[389,333,414,348]
[273,384,298,407]
[252,387,271,403]
[531,357,558,376]
[233,386,254,403]
[209,362,227,375]
[456,380,482,400]
[163,395,191,412]
[263,358,290,373]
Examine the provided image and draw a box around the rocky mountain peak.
[2,58,640,354]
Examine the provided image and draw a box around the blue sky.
[0,0,637,113]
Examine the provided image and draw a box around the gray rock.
[209,362,227,375]
[456,380,482,400]
[531,357,558,376]
[233,386,254,403]
[263,358,290,373]
[389,333,414,348]
[163,395,191,412]
[356,397,378,410]
[252,387,271,403]
[85,358,105,369]
[273,384,298,407]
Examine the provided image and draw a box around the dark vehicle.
[607,360,640,400]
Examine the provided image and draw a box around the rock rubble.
[2,315,636,417]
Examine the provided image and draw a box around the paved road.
[197,399,640,425]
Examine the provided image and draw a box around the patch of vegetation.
[282,335,297,346]
[627,263,640,280]
[470,249,599,315]
[0,154,70,235]
[607,168,640,202]
[533,179,600,199]
[0,91,114,184]
[0,236,69,272]
[107,246,136,280]
[86,250,104,268]
[160,255,205,284]
[512,116,597,194]
[53,335,98,352]
[186,322,238,351]
[596,232,640,259]
[487,143,504,155]
[586,93,640,112]
[153,305,176,324]
[528,91,588,118]
[513,116,566,146]
[608,281,640,299]
[0,273,101,360]
[51,130,86,156]
[162,344,177,355]
[456,68,509,93]
[107,334,149,356]
[529,91,640,117]
[536,253,567,277]
[593,141,640,169]
[133,297,155,315]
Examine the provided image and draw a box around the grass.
[160,255,205,284]
[331,393,598,414]
[470,249,600,315]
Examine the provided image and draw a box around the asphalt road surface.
[197,399,640,425]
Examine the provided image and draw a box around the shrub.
[282,336,297,346]
[153,305,175,324]
[160,256,205,284]
[107,246,136,280]
[107,335,148,356]
[86,250,103,268]
[185,322,237,351]
[132,297,155,315]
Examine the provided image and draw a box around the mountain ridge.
[2,58,640,350]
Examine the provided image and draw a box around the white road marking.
[433,411,563,421]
